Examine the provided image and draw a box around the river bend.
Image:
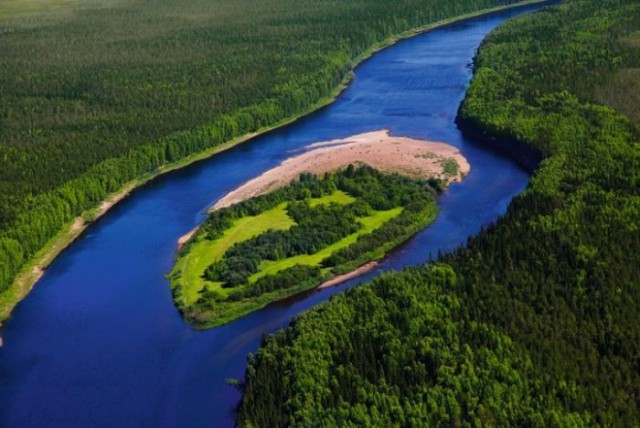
[0,4,545,427]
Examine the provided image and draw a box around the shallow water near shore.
[0,4,547,427]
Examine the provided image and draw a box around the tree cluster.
[176,165,440,327]
[0,0,513,296]
[203,202,362,287]
[238,1,640,425]
[192,165,437,296]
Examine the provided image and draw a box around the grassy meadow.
[172,191,357,306]
[170,167,440,328]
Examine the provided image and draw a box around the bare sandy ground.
[177,130,469,246]
[212,130,469,210]
[318,262,379,289]
[177,227,198,251]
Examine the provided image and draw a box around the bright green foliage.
[239,265,591,427]
[204,201,364,286]
[0,0,524,299]
[239,1,640,426]
[171,166,439,328]
[248,207,404,283]
[172,203,296,305]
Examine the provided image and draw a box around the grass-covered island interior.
[170,131,469,328]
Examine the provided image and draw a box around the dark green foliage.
[203,202,362,287]
[336,165,436,210]
[227,266,324,301]
[199,165,437,292]
[322,200,435,269]
[225,203,361,261]
[239,265,590,426]
[204,255,262,288]
[238,1,640,426]
[454,1,640,423]
[0,0,520,296]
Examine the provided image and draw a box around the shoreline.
[177,227,198,251]
[212,130,470,211]
[455,115,542,174]
[178,129,469,249]
[317,262,379,290]
[0,0,547,327]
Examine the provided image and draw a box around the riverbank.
[171,128,469,328]
[0,0,548,327]
[455,115,542,173]
[171,165,445,329]
[318,261,379,289]
[212,130,469,210]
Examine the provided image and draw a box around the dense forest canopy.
[0,0,531,311]
[238,0,640,425]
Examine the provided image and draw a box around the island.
[169,130,469,328]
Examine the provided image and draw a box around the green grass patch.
[170,166,443,329]
[250,207,403,282]
[171,203,294,305]
[0,0,70,18]
[440,158,459,177]
[308,190,355,207]
[171,190,355,305]
[0,0,121,19]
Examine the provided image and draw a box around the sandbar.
[213,129,469,210]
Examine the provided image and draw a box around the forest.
[238,0,640,425]
[0,0,530,317]
[170,166,440,328]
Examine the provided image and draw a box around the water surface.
[0,4,546,426]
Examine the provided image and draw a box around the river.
[0,3,546,427]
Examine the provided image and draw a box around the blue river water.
[0,4,547,427]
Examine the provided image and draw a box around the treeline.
[176,166,440,327]
[204,202,363,287]
[191,165,436,298]
[322,199,438,272]
[226,265,325,302]
[238,0,640,426]
[200,166,436,290]
[0,0,523,303]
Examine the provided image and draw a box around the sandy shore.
[1,1,540,329]
[213,130,469,210]
[0,184,137,325]
[177,130,469,248]
[177,227,198,251]
[318,262,379,290]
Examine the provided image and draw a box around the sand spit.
[177,227,198,251]
[212,130,469,210]
[318,262,379,290]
